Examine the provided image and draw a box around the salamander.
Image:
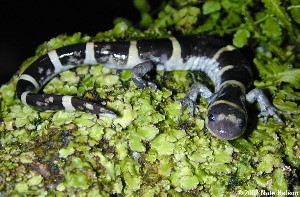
[16,35,283,140]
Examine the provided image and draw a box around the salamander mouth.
[206,119,245,140]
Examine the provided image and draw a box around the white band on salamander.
[214,65,234,88]
[62,96,76,111]
[126,41,142,69]
[209,100,246,114]
[19,74,39,89]
[218,80,246,94]
[48,50,65,73]
[212,45,236,60]
[20,91,31,105]
[84,42,97,64]
[166,37,182,70]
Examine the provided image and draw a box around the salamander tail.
[20,91,117,118]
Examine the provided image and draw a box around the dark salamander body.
[16,35,282,140]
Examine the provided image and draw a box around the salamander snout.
[205,103,247,140]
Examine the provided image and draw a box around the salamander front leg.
[246,88,284,123]
[179,82,213,116]
[131,61,157,89]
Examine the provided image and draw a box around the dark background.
[0,0,160,85]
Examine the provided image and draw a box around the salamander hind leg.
[21,92,117,118]
[178,82,213,116]
[131,61,157,89]
[246,88,284,123]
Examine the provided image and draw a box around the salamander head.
[205,102,247,140]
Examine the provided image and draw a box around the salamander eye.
[208,113,216,122]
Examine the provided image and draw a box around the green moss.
[158,157,172,177]
[151,133,176,156]
[136,125,159,141]
[121,158,142,192]
[96,74,120,87]
[129,135,146,152]
[93,151,116,178]
[214,146,233,163]
[14,182,29,193]
[202,1,221,15]
[65,171,89,189]
[60,70,80,85]
[88,124,104,142]
[27,174,43,186]
[272,168,288,193]
[0,84,15,104]
[59,143,75,158]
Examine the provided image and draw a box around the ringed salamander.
[16,35,283,140]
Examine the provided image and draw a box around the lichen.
[1,0,300,196]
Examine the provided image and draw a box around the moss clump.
[1,0,300,195]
